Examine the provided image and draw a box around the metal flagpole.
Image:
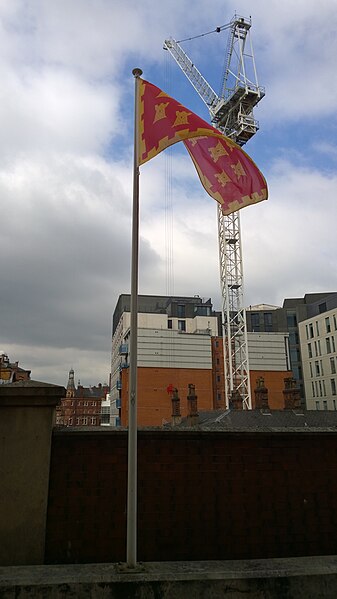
[126,67,142,568]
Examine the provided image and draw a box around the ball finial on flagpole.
[132,68,143,77]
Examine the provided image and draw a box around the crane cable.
[176,22,231,44]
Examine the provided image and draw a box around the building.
[111,294,294,423]
[0,351,31,384]
[212,331,292,409]
[299,295,337,410]
[111,294,218,426]
[56,368,109,426]
[246,294,337,405]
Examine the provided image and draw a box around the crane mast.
[164,15,265,409]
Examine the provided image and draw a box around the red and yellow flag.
[138,78,268,216]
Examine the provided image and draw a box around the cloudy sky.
[1,0,337,387]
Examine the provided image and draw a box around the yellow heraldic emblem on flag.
[137,78,268,216]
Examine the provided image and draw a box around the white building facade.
[299,309,337,410]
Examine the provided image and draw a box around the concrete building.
[111,294,218,426]
[111,294,294,422]
[299,296,337,410]
[246,293,337,405]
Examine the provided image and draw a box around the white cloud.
[1,0,337,386]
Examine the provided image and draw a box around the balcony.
[116,380,122,391]
[119,344,128,355]
[119,361,129,371]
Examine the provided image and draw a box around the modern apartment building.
[111,294,294,423]
[111,294,218,426]
[298,295,337,410]
[246,294,337,405]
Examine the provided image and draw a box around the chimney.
[171,387,182,426]
[254,376,269,410]
[283,377,301,410]
[230,389,243,410]
[187,384,198,426]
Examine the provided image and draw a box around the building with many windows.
[111,295,218,426]
[246,294,337,405]
[56,368,109,426]
[111,294,294,423]
[299,296,337,410]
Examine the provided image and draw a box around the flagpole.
[126,67,142,568]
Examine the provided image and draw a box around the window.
[319,302,327,314]
[314,341,318,357]
[315,361,320,376]
[323,380,326,396]
[289,331,299,344]
[309,323,314,338]
[308,343,312,358]
[92,401,96,406]
[334,400,336,411]
[323,400,328,410]
[331,379,337,396]
[315,401,320,410]
[318,340,321,356]
[84,401,88,406]
[68,418,73,426]
[320,360,324,376]
[264,313,273,332]
[312,381,315,397]
[309,362,313,378]
[177,304,185,318]
[332,336,336,353]
[287,313,297,328]
[316,321,320,336]
[83,417,88,425]
[319,380,323,397]
[330,357,336,375]
[326,317,331,333]
[315,380,319,396]
[290,349,301,364]
[305,325,309,340]
[251,313,260,331]
[216,358,219,365]
[334,314,337,331]
[76,417,80,425]
[217,375,221,383]
[178,320,186,331]
[326,338,331,354]
[91,417,96,425]
[168,319,172,329]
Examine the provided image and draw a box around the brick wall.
[45,429,337,564]
[120,368,213,426]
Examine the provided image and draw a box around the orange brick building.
[111,295,296,425]
[120,366,213,426]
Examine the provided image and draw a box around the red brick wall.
[250,370,291,409]
[120,367,213,426]
[45,429,337,564]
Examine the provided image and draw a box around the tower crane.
[164,15,265,409]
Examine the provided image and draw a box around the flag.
[137,78,268,215]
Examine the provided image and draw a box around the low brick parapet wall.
[46,428,337,564]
